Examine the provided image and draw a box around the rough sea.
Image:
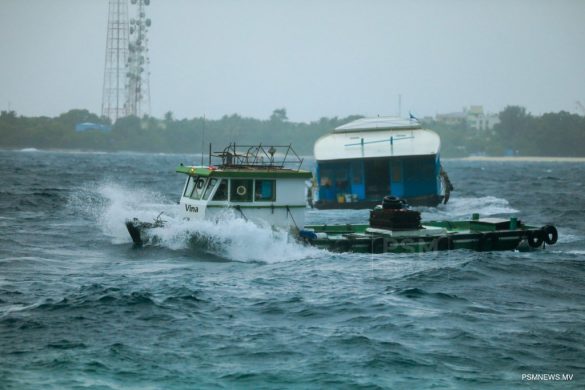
[1,149,584,389]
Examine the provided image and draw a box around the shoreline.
[448,156,585,163]
[4,148,585,163]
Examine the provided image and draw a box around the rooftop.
[334,116,421,133]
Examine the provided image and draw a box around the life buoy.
[236,185,247,196]
[541,225,558,245]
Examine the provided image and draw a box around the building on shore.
[435,105,499,130]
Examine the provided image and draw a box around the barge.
[300,197,558,253]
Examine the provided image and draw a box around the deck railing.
[210,143,304,171]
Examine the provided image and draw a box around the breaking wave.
[71,182,322,263]
[146,213,322,263]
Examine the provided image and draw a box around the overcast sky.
[1,0,584,122]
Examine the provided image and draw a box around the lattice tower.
[125,0,152,118]
[101,0,130,122]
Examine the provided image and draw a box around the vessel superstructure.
[126,144,312,245]
[313,116,452,209]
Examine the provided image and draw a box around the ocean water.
[1,149,584,389]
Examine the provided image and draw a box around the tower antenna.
[101,0,152,122]
[101,0,130,122]
[126,0,152,118]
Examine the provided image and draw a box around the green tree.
[270,108,288,122]
[493,106,532,153]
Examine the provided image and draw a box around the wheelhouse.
[176,144,312,230]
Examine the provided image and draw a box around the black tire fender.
[541,225,558,245]
[527,230,544,248]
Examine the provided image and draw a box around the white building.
[435,106,499,130]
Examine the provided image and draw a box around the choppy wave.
[3,151,585,389]
[420,196,518,220]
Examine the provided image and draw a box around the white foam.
[148,210,323,262]
[566,250,585,255]
[69,182,173,244]
[96,182,174,243]
[73,182,322,262]
[420,196,518,220]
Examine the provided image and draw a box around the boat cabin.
[176,144,312,230]
[313,117,450,209]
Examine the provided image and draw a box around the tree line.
[0,106,583,157]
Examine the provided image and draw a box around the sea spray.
[145,210,323,262]
[73,181,322,262]
[69,181,175,244]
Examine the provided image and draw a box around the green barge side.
[299,217,558,254]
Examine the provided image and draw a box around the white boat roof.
[315,117,440,161]
[334,116,421,133]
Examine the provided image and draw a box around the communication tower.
[126,0,152,118]
[101,0,130,122]
[101,0,152,122]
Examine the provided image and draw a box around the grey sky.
[1,0,584,122]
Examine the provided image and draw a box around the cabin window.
[230,179,253,202]
[254,180,276,201]
[190,176,208,199]
[203,178,218,200]
[184,176,197,197]
[212,179,228,201]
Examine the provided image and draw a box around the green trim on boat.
[300,220,558,254]
[176,166,213,176]
[206,204,306,209]
[176,165,312,179]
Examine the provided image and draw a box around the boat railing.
[210,143,304,171]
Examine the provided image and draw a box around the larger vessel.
[313,116,453,209]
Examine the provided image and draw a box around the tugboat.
[299,196,559,253]
[126,144,312,245]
